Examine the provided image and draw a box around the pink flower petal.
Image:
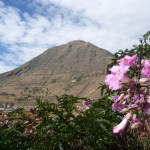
[113,113,132,134]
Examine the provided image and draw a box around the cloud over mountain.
[0,0,150,73]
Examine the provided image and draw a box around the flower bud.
[136,64,141,69]
[132,114,136,120]
[0,121,3,125]
[139,78,149,83]
[140,132,146,137]
[116,94,124,102]
[132,77,138,84]
[113,113,132,134]
[123,94,130,100]
[24,121,29,125]
[131,122,142,129]
[132,114,140,122]
[147,96,150,103]
[139,97,145,104]
[121,108,128,113]
[2,114,7,118]
[5,120,9,125]
[127,89,130,93]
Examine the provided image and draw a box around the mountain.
[0,40,113,106]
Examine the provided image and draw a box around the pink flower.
[130,94,144,104]
[2,114,7,118]
[24,129,33,134]
[112,95,126,112]
[105,65,130,90]
[47,129,54,136]
[113,113,132,134]
[105,74,122,90]
[82,101,90,106]
[110,65,129,80]
[117,55,138,66]
[112,103,126,112]
[0,121,4,126]
[112,95,119,102]
[24,121,29,125]
[5,120,9,125]
[142,59,150,67]
[141,59,150,79]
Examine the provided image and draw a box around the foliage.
[0,95,142,150]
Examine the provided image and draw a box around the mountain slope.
[0,40,113,105]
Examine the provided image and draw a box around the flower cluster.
[105,55,150,135]
[105,55,138,90]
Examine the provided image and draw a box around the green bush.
[0,95,142,150]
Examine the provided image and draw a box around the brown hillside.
[0,40,113,106]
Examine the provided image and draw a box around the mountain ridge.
[0,40,113,106]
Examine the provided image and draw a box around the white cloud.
[34,0,150,47]
[0,61,16,73]
[0,0,150,73]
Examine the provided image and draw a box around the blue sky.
[0,0,150,73]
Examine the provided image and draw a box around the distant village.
[0,103,34,112]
